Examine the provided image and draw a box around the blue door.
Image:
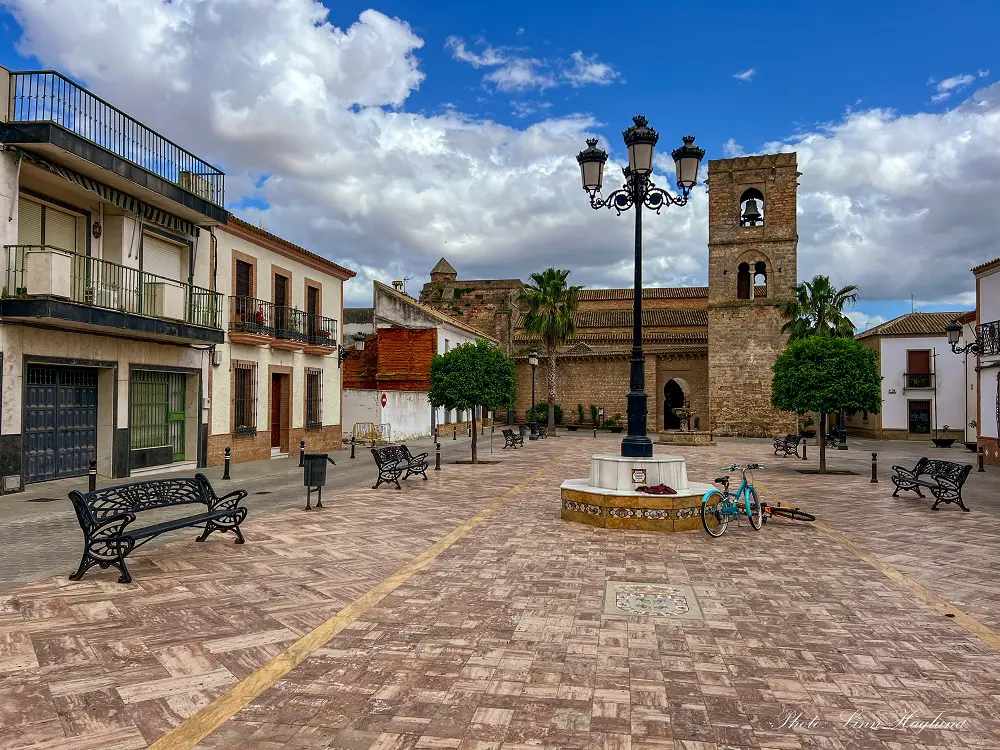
[24,366,98,483]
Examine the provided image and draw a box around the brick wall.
[207,424,342,467]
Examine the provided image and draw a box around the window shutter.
[17,198,42,246]
[142,233,187,280]
[44,205,78,253]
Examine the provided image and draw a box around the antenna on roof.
[402,276,413,294]
[911,293,914,314]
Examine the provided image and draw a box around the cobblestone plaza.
[1,435,999,749]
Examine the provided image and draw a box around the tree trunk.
[819,412,827,474]
[471,408,478,464]
[547,346,557,434]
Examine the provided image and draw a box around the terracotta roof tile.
[577,286,709,301]
[972,257,1000,274]
[225,216,355,279]
[856,311,973,339]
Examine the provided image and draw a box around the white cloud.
[446,35,618,93]
[846,311,886,332]
[733,68,755,82]
[563,51,620,87]
[444,36,505,68]
[929,70,989,102]
[485,58,556,92]
[4,0,998,311]
[722,138,745,157]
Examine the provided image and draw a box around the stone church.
[419,153,800,437]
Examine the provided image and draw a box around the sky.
[0,0,997,330]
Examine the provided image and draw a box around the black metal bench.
[824,434,839,448]
[773,434,802,457]
[372,445,429,490]
[502,428,523,449]
[68,474,247,584]
[538,425,548,439]
[891,457,973,511]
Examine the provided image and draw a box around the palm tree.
[522,268,581,434]
[780,275,860,449]
[780,275,859,341]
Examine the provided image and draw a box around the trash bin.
[302,453,335,510]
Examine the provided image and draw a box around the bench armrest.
[890,465,921,479]
[90,512,137,538]
[379,458,402,471]
[209,488,247,512]
[408,452,428,462]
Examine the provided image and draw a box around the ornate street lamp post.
[576,116,704,458]
[528,348,539,440]
[946,320,981,446]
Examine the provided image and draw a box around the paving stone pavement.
[0,434,999,749]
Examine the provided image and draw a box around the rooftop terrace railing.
[8,70,225,206]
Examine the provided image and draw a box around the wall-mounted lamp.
[211,348,222,368]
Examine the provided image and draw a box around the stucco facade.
[975,259,1000,464]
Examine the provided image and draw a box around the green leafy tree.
[429,339,516,464]
[522,268,582,435]
[771,337,881,473]
[780,275,859,342]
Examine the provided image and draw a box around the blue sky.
[0,0,996,325]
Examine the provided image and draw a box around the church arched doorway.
[663,379,687,430]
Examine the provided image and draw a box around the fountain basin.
[562,453,715,532]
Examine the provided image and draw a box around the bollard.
[802,441,807,460]
[222,447,231,480]
[453,425,457,441]
[298,440,305,467]
[435,442,441,471]
[350,435,356,459]
[594,425,597,438]
[871,452,878,483]
[468,424,472,438]
[88,458,97,492]
[979,445,986,472]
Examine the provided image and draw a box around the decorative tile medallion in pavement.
[603,580,704,619]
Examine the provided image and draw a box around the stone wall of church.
[656,356,710,432]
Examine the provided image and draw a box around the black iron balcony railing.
[229,296,275,337]
[306,314,338,347]
[8,71,225,206]
[977,320,1000,357]
[274,306,308,343]
[4,244,222,328]
[904,372,935,389]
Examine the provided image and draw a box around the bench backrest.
[502,429,514,438]
[372,445,406,468]
[921,459,972,484]
[69,476,210,526]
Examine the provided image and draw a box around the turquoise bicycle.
[701,463,763,537]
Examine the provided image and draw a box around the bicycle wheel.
[745,486,763,530]
[701,491,728,537]
[768,506,816,522]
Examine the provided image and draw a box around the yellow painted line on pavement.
[149,447,573,750]
[758,481,1000,653]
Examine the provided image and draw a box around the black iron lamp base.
[620,434,653,458]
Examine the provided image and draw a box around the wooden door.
[271,373,282,448]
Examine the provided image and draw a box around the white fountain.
[560,453,715,532]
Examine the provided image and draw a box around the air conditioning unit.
[179,171,215,202]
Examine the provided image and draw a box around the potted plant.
[590,404,599,426]
[568,403,584,431]
[671,407,692,432]
[606,413,625,433]
[932,424,956,449]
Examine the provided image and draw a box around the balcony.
[903,372,935,390]
[977,319,1000,357]
[2,70,226,223]
[2,245,223,345]
[228,296,338,355]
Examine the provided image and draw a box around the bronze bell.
[740,198,762,226]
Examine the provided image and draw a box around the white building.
[342,281,496,442]
[850,311,972,441]
[972,257,1000,464]
[0,67,353,492]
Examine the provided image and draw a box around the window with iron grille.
[306,369,322,429]
[234,361,258,436]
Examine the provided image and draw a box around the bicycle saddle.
[714,476,730,485]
